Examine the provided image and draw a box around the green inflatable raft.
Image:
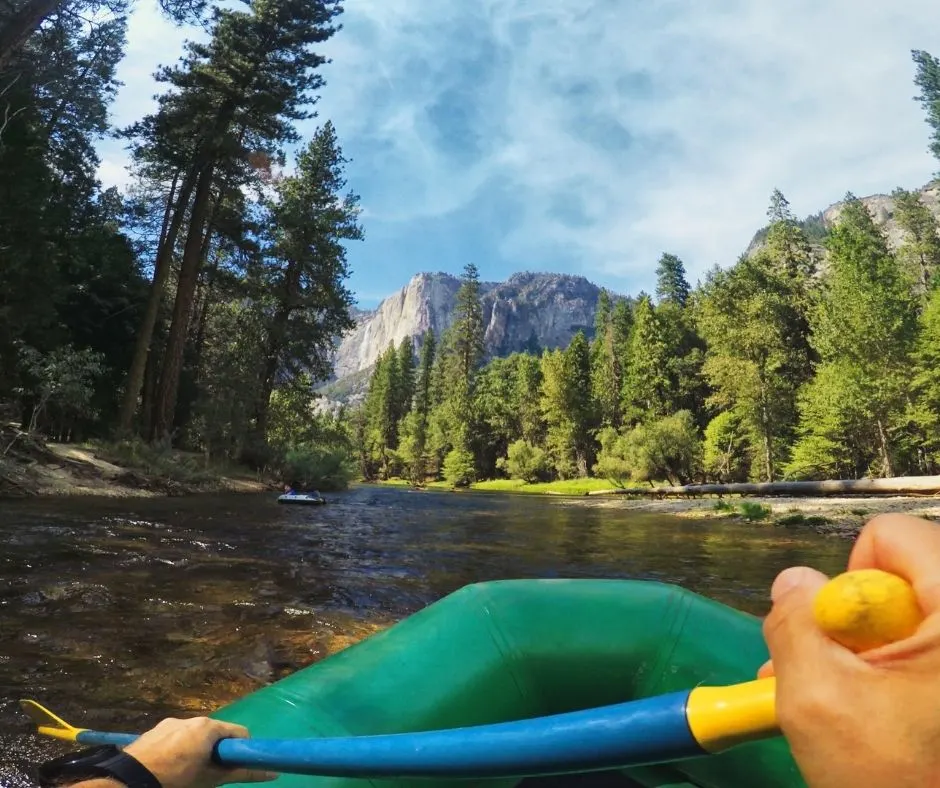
[210,579,806,788]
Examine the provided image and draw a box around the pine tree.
[892,187,940,294]
[513,352,543,446]
[403,328,436,483]
[593,289,612,337]
[910,287,940,469]
[566,331,596,476]
[122,0,344,441]
[540,348,576,478]
[451,262,485,385]
[591,292,622,428]
[0,0,205,72]
[912,49,940,169]
[242,122,360,459]
[362,344,400,479]
[622,295,671,424]
[697,256,799,481]
[436,262,485,462]
[655,253,690,307]
[789,195,916,478]
[395,337,415,422]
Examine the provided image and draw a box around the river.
[0,485,853,786]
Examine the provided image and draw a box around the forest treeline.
[2,0,940,493]
[355,50,940,488]
[0,0,361,488]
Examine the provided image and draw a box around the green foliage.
[790,195,916,478]
[912,50,940,169]
[905,286,940,471]
[702,410,750,483]
[695,190,816,480]
[9,20,940,500]
[592,427,633,487]
[281,445,355,492]
[443,446,475,488]
[540,336,596,479]
[622,295,672,423]
[620,411,702,486]
[15,344,106,438]
[500,439,550,483]
[738,501,771,521]
[891,187,940,293]
[655,253,691,307]
[95,439,214,484]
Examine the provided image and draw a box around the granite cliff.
[746,179,940,258]
[321,181,940,406]
[320,271,613,402]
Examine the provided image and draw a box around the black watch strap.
[93,752,163,788]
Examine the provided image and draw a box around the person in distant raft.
[36,514,940,788]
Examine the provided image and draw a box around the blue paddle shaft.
[81,691,704,778]
[76,731,138,747]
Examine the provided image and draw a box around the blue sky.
[97,1,940,309]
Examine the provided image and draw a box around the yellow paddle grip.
[685,568,925,753]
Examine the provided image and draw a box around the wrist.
[37,746,163,788]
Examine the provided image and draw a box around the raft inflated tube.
[27,570,921,785]
[70,683,767,778]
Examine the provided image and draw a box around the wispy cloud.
[97,1,940,303]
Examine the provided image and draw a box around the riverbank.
[571,494,940,536]
[369,478,940,535]
[0,428,271,498]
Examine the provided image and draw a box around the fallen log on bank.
[587,475,940,498]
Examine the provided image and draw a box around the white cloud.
[311,0,940,284]
[100,0,940,293]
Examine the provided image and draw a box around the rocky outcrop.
[329,273,466,381]
[821,181,940,250]
[322,271,615,401]
[746,180,940,258]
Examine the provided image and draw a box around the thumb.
[762,566,832,681]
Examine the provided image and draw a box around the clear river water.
[0,485,855,786]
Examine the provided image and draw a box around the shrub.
[503,439,550,483]
[703,410,749,483]
[282,445,355,491]
[443,446,475,487]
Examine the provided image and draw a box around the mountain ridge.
[321,271,618,403]
[322,180,940,406]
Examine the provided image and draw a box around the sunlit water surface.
[0,486,853,785]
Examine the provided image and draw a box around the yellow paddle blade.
[19,699,86,742]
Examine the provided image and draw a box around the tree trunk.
[0,0,64,69]
[150,163,216,443]
[876,418,894,478]
[140,336,160,439]
[758,379,774,481]
[185,190,225,391]
[117,170,189,434]
[244,257,302,459]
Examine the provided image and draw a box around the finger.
[219,769,279,784]
[763,566,838,679]
[207,721,251,740]
[756,658,774,678]
[849,514,940,613]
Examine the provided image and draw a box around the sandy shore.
[0,439,270,498]
[576,493,940,536]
